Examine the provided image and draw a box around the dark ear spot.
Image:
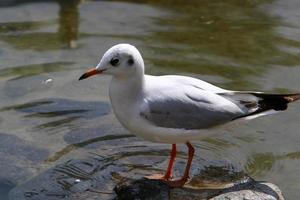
[110,58,120,67]
[127,56,134,65]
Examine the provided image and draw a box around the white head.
[79,44,144,80]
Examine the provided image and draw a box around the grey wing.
[140,87,246,130]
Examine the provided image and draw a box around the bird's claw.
[145,174,189,187]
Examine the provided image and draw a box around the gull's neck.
[109,73,145,128]
[110,74,145,100]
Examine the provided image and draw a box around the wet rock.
[114,179,169,200]
[114,177,285,200]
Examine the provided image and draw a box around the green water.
[0,0,300,199]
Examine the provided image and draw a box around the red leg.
[145,144,176,180]
[146,142,195,188]
[183,142,195,180]
[164,144,177,180]
[162,142,195,187]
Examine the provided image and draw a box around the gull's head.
[79,44,144,80]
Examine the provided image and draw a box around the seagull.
[79,43,300,187]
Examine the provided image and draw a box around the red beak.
[78,68,105,80]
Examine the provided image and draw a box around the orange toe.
[161,177,189,188]
[145,174,189,188]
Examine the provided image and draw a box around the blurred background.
[0,0,300,199]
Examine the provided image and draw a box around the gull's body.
[79,44,300,187]
[111,74,238,143]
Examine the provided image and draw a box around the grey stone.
[114,178,285,200]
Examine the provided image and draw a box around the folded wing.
[140,79,300,130]
[140,86,246,130]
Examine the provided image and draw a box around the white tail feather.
[243,110,279,120]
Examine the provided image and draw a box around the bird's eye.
[110,58,119,66]
[128,58,134,65]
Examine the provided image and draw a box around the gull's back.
[140,75,246,130]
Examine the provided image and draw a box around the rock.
[114,179,169,200]
[114,177,285,200]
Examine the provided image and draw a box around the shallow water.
[0,0,300,199]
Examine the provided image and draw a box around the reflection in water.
[0,100,52,111]
[245,151,300,177]
[1,98,110,118]
[0,62,74,80]
[202,137,238,149]
[188,165,246,189]
[142,0,274,89]
[57,0,80,48]
[0,0,81,50]
[115,0,300,90]
[245,152,276,177]
[25,109,89,118]
[33,116,80,131]
[285,151,300,159]
[1,98,111,134]
[0,20,52,33]
[46,134,134,162]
